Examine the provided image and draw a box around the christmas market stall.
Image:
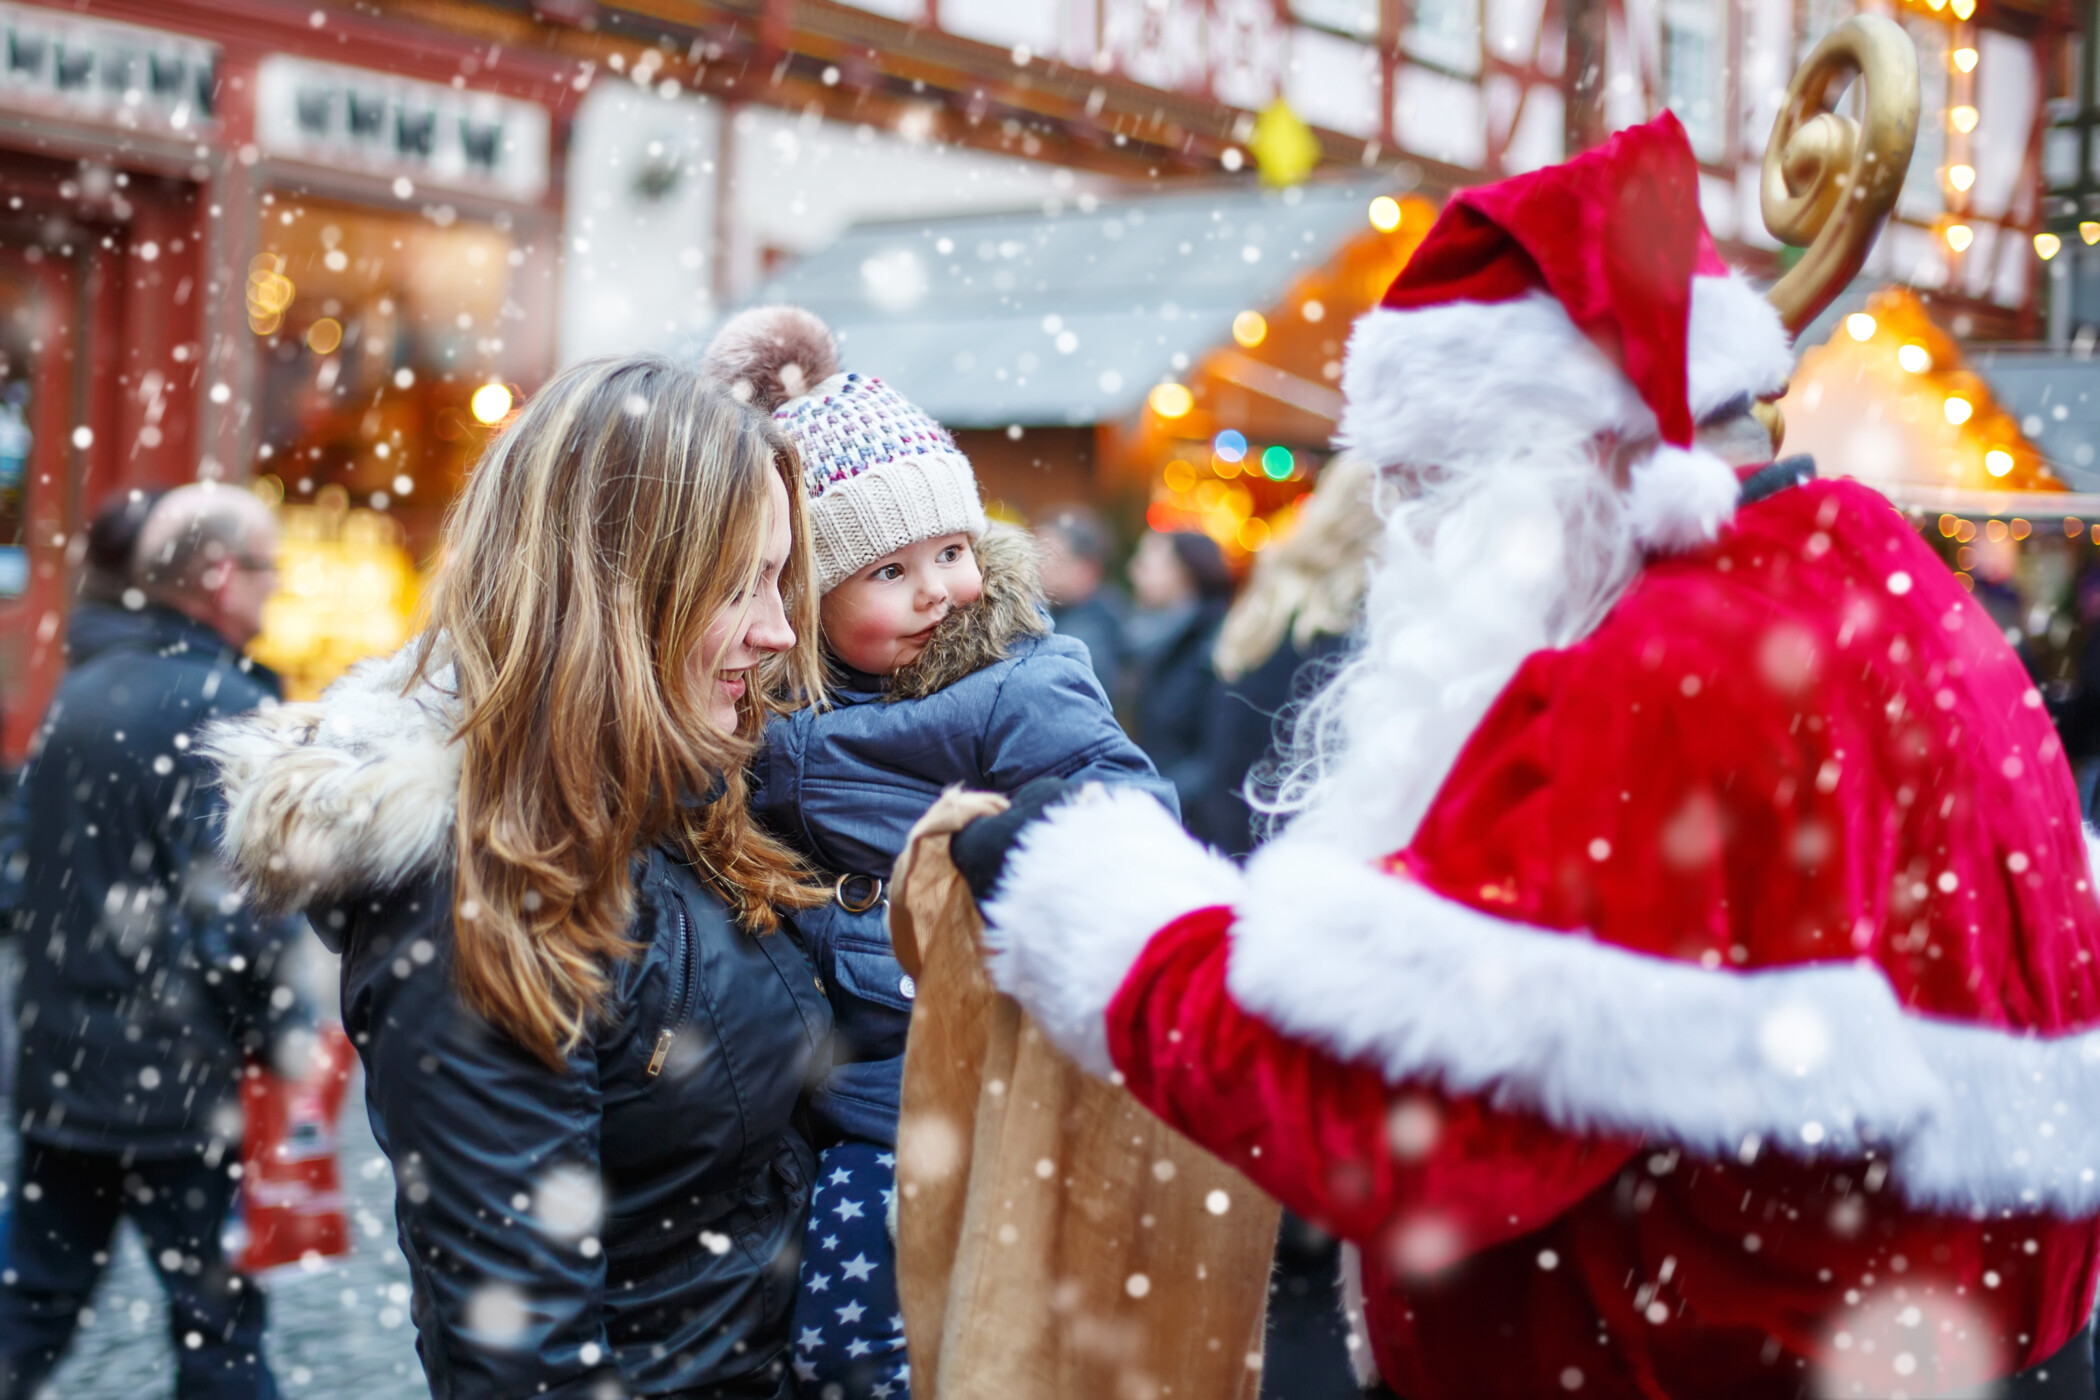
[735,176,1444,564]
[1781,284,2100,684]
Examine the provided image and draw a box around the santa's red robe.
[981,473,2100,1399]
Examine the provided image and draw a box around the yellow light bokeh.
[1938,513,1960,537]
[2082,222,2100,246]
[1949,0,1974,19]
[305,317,343,354]
[1368,196,1402,232]
[1231,311,1268,348]
[1944,395,1973,425]
[1945,224,1973,252]
[1950,106,1978,134]
[1947,164,1975,192]
[1237,516,1272,551]
[1845,313,1877,342]
[1149,382,1194,419]
[1953,46,1979,72]
[2037,232,2064,260]
[1897,343,1932,373]
[2011,517,2032,540]
[470,382,514,424]
[1985,448,2014,477]
[1163,458,1197,492]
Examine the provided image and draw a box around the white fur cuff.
[982,786,1243,1076]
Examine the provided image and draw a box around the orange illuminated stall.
[1107,192,1439,565]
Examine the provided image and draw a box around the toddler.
[705,307,1173,1400]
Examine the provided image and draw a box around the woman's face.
[693,469,797,734]
[1129,531,1194,611]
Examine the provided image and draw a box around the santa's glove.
[951,776,1083,905]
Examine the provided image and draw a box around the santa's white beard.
[1263,437,1642,860]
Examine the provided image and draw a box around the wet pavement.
[0,943,429,1400]
[1,1070,428,1400]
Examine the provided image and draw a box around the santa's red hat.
[1339,113,1793,545]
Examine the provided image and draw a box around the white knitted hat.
[703,307,986,594]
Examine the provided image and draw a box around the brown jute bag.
[888,789,1278,1400]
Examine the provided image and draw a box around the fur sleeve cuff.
[982,785,1243,1076]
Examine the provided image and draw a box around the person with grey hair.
[1,481,303,1400]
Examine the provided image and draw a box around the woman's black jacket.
[205,646,833,1399]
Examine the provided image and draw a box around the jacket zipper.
[647,896,696,1077]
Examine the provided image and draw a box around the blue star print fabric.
[791,1140,911,1399]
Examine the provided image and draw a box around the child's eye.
[938,546,963,563]
[872,563,903,582]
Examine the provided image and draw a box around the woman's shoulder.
[202,639,464,914]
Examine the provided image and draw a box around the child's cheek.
[824,586,901,672]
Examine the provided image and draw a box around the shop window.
[246,194,526,696]
[1663,0,1726,161]
[1898,16,1949,220]
[1406,0,1481,76]
[0,281,34,601]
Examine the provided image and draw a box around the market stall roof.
[1967,346,2100,495]
[738,177,1394,430]
[1777,286,2100,518]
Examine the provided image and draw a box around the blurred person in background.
[2054,564,2100,816]
[1034,504,1127,697]
[1205,455,1380,860]
[1,482,305,1400]
[1207,453,1383,1400]
[0,488,166,1133]
[1122,528,1233,832]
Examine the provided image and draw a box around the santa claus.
[948,113,2100,1398]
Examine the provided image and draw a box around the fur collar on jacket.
[880,523,1050,702]
[201,643,463,914]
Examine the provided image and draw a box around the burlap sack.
[889,789,1278,1400]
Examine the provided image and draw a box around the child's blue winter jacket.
[752,526,1176,1146]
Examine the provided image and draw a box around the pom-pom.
[702,306,839,412]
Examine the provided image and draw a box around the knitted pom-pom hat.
[705,306,987,594]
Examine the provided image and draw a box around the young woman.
[206,356,833,1399]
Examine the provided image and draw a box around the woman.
[205,356,833,1398]
[1121,528,1234,834]
[1205,454,1380,857]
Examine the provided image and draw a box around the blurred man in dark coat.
[0,483,305,1400]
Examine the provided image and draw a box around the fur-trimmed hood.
[201,643,464,914]
[880,522,1049,702]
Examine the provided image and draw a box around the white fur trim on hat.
[1336,274,1792,471]
[1625,443,1742,553]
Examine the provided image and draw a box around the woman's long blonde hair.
[1213,453,1381,682]
[414,355,826,1068]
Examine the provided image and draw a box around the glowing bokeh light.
[471,383,514,424]
[1148,382,1194,419]
[1985,449,2014,477]
[1845,313,1877,342]
[1261,445,1294,480]
[2036,232,2063,260]
[1944,395,1974,426]
[1897,344,1932,374]
[1213,429,1248,463]
[1368,196,1402,232]
[1232,311,1268,348]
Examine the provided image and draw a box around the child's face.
[821,532,983,675]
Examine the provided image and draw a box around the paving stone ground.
[1,1070,429,1400]
[0,943,429,1400]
